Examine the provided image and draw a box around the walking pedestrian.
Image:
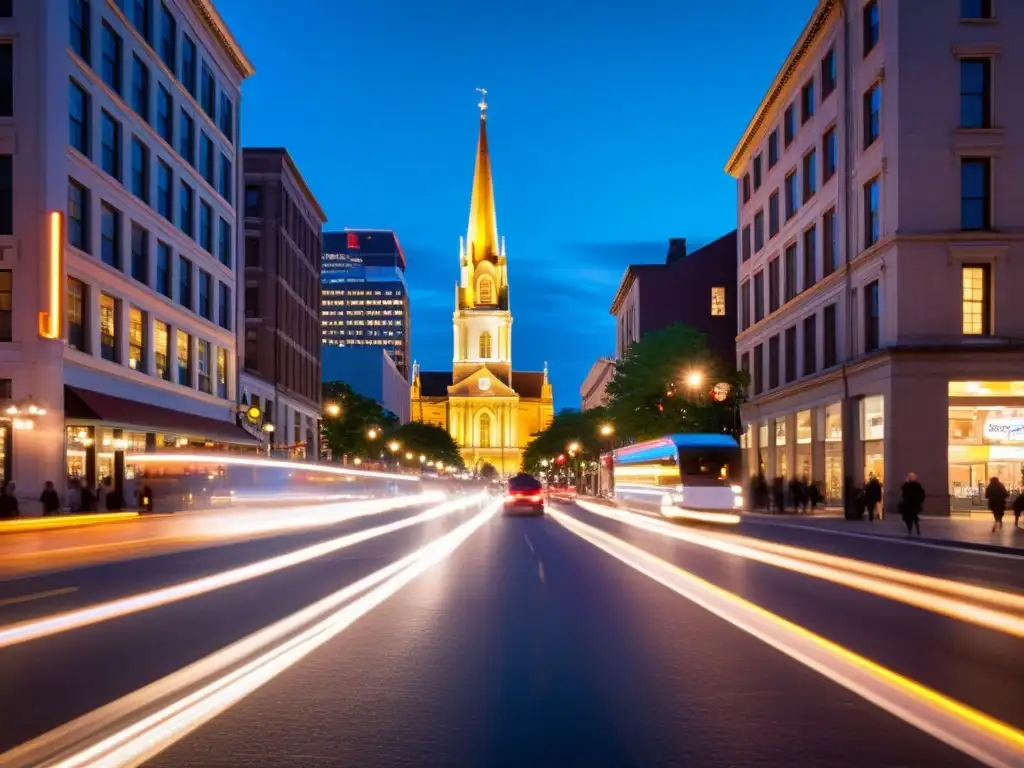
[864,473,882,522]
[40,481,61,516]
[1013,491,1024,529]
[984,476,1008,531]
[899,472,925,536]
[0,481,20,518]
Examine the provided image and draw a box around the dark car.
[503,473,544,515]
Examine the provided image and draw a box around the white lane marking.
[0,587,79,608]
[549,509,1024,768]
[4,502,501,768]
[523,534,535,553]
[0,494,483,650]
[538,562,546,584]
[741,519,1023,560]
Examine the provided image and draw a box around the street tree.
[384,421,464,469]
[521,407,609,474]
[321,381,399,460]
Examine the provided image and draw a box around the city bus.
[611,434,743,524]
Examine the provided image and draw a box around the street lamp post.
[388,440,400,473]
[598,423,614,497]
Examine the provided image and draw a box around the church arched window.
[477,275,494,304]
[479,331,492,359]
[479,413,491,447]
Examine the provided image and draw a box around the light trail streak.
[550,509,1024,768]
[0,513,139,533]
[2,501,500,768]
[574,500,1024,637]
[126,452,422,482]
[0,493,485,650]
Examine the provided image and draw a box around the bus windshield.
[677,447,739,481]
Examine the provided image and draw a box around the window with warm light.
[67,277,86,351]
[711,287,726,316]
[155,320,170,380]
[479,331,492,359]
[477,275,494,304]
[177,329,191,385]
[479,413,491,448]
[129,306,146,372]
[961,265,990,335]
[100,293,118,362]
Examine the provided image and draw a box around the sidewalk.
[742,512,1023,554]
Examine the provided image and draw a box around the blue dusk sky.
[215,0,817,409]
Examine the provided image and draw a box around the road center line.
[550,508,1024,768]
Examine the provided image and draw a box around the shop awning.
[64,386,259,445]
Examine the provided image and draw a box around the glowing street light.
[599,423,614,437]
[686,370,704,389]
[324,403,341,417]
[419,454,426,463]
[567,441,580,455]
[388,440,400,453]
[367,428,379,440]
[405,451,414,461]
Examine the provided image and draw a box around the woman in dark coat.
[984,477,1008,531]
[899,472,925,536]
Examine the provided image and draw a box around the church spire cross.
[466,89,499,264]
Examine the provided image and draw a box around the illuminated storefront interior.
[949,381,1024,507]
[861,395,884,483]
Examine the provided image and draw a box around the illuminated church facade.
[411,94,554,475]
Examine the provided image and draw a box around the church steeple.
[466,88,500,263]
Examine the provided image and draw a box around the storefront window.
[824,402,843,502]
[795,409,812,480]
[949,403,1024,507]
[774,418,787,479]
[758,422,769,475]
[860,395,884,483]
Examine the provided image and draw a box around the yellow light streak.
[0,493,483,650]
[126,452,422,482]
[39,211,64,339]
[551,508,1024,767]
[4,502,500,768]
[575,500,1024,636]
[0,512,139,533]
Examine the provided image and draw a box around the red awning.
[64,386,259,445]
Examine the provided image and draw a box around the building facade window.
[181,34,196,95]
[70,0,91,63]
[784,104,795,146]
[864,177,880,247]
[244,328,257,370]
[157,85,173,144]
[802,149,816,201]
[477,275,493,303]
[823,303,838,368]
[244,186,261,217]
[218,218,231,267]
[823,207,837,276]
[479,413,491,448]
[100,202,120,269]
[864,83,881,148]
[201,64,216,118]
[129,306,146,372]
[131,55,149,123]
[200,133,214,184]
[768,130,778,168]
[801,79,815,123]
[0,155,10,235]
[803,315,816,375]
[753,343,764,396]
[131,137,149,203]
[156,241,171,297]
[742,225,751,262]
[217,347,228,398]
[197,339,211,393]
[863,0,879,56]
[218,155,232,202]
[67,277,87,351]
[0,269,10,342]
[803,225,816,290]
[219,93,234,142]
[754,209,765,252]
[864,280,880,353]
[785,326,797,384]
[740,279,751,330]
[69,80,90,156]
[179,182,194,237]
[961,158,991,231]
[199,200,212,252]
[176,329,191,385]
[244,284,258,317]
[961,265,991,335]
[960,0,992,20]
[100,292,118,362]
[100,111,121,181]
[752,154,762,190]
[768,335,780,390]
[68,179,89,252]
[742,174,750,203]
[823,126,837,181]
[130,222,148,284]
[784,243,797,302]
[129,0,152,43]
[479,331,492,359]
[218,282,231,330]
[753,270,764,323]
[711,286,726,317]
[155,320,170,380]
[960,59,991,129]
[785,171,798,219]
[245,237,259,267]
[179,110,194,165]
[156,159,172,220]
[822,48,836,99]
[178,255,191,309]
[101,22,122,95]
[198,270,211,320]
[769,191,779,237]
[768,257,780,314]
[159,2,176,71]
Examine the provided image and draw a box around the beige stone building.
[727,0,1024,513]
[410,97,553,475]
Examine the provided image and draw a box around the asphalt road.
[1,496,1018,766]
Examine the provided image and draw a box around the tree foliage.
[384,421,465,469]
[604,323,744,441]
[521,407,610,474]
[321,381,398,459]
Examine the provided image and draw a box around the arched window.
[479,331,492,359]
[479,413,491,447]
[477,275,494,304]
